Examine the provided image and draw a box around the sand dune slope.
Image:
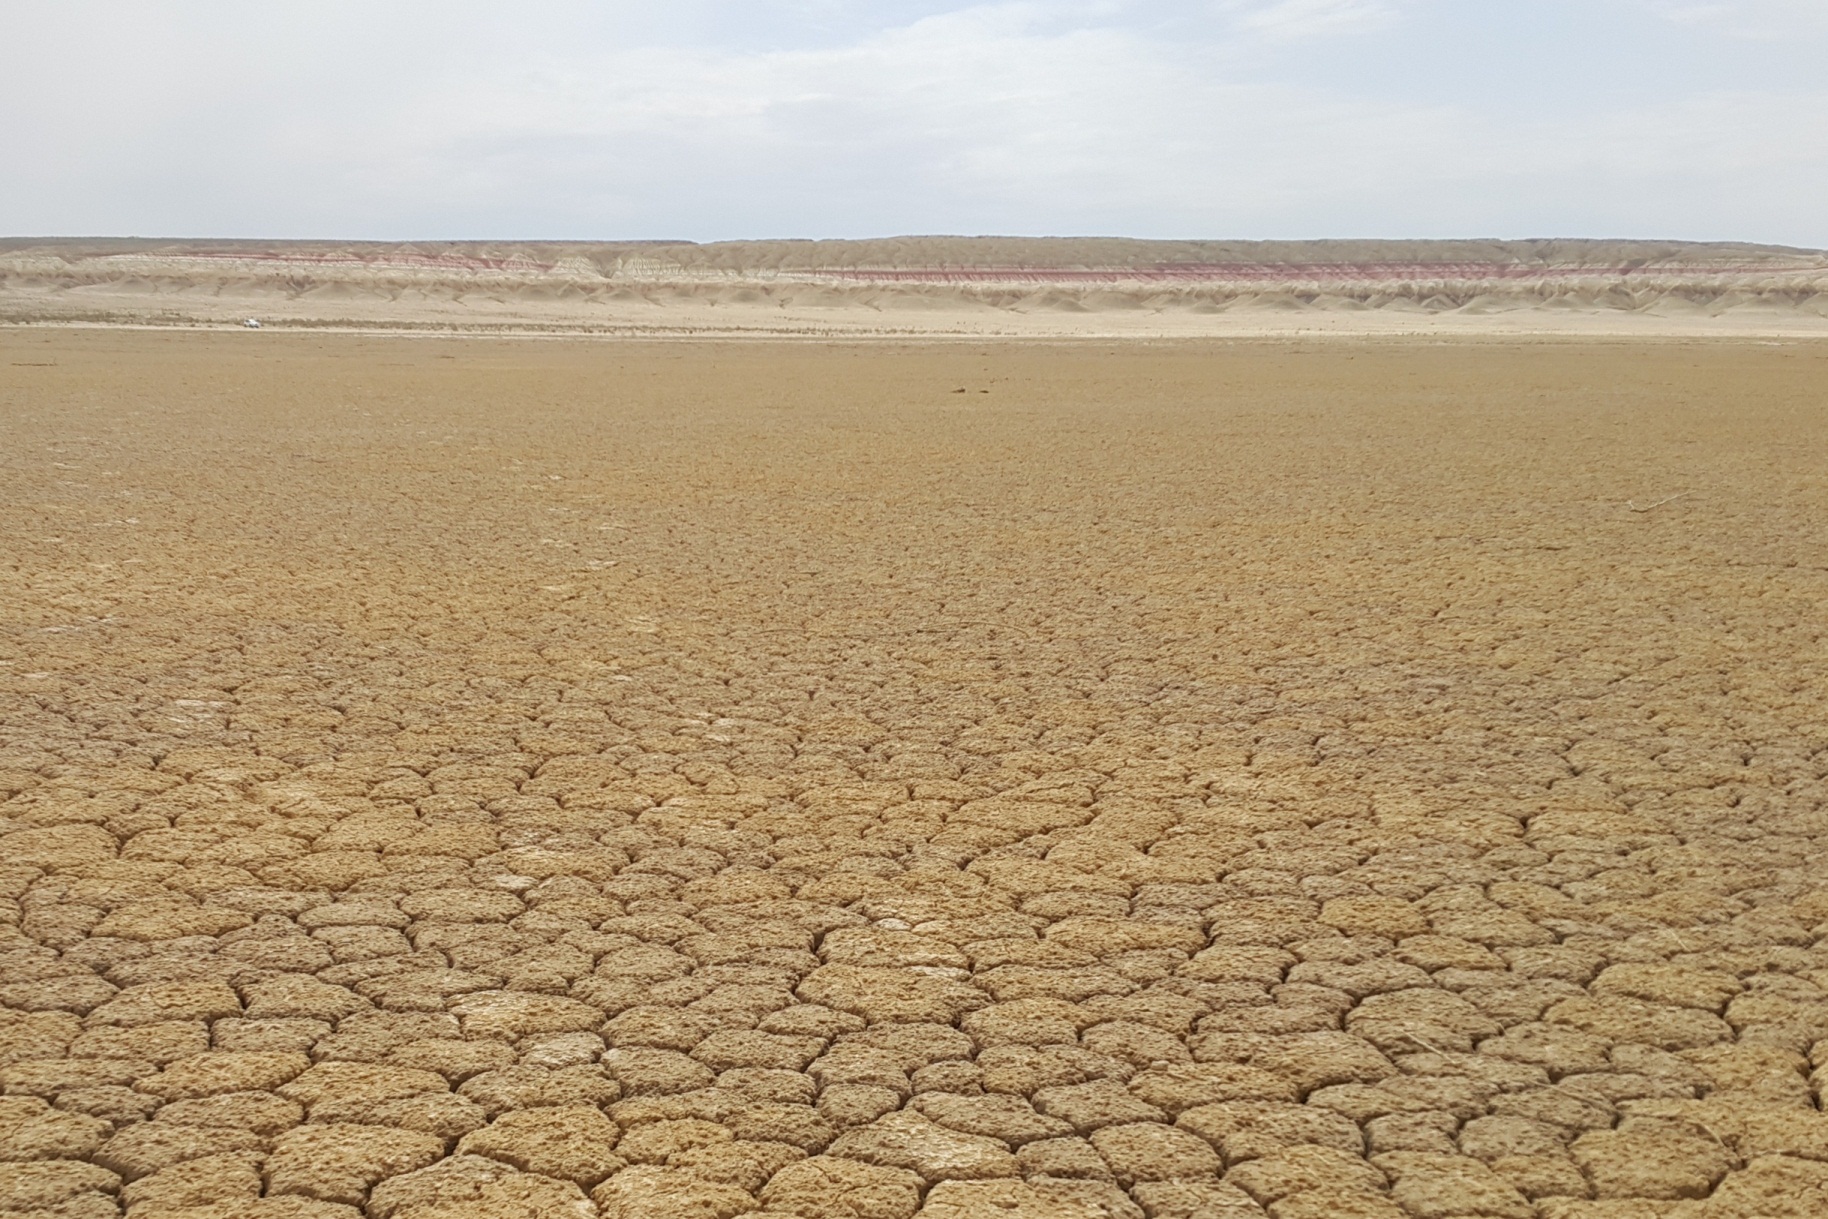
[4,237,1827,335]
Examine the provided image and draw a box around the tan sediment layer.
[3,331,1828,1217]
[4,237,1828,337]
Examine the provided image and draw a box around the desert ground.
[3,329,1828,1219]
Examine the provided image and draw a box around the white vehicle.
[243,318,262,329]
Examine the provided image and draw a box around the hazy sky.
[4,1,1825,244]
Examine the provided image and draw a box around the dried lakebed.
[3,332,1828,1218]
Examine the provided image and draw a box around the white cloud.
[1638,0,1828,37]
[0,1,1823,243]
[1219,0,1401,41]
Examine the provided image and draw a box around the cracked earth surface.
[3,331,1828,1219]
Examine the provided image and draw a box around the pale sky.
[3,1,1825,244]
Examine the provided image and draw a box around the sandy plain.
[2,330,1828,1219]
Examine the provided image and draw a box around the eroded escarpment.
[2,334,1828,1218]
[3,237,1826,333]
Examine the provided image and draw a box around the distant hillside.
[4,237,1825,335]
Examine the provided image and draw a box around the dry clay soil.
[3,331,1828,1219]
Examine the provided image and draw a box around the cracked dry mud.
[3,332,1828,1219]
